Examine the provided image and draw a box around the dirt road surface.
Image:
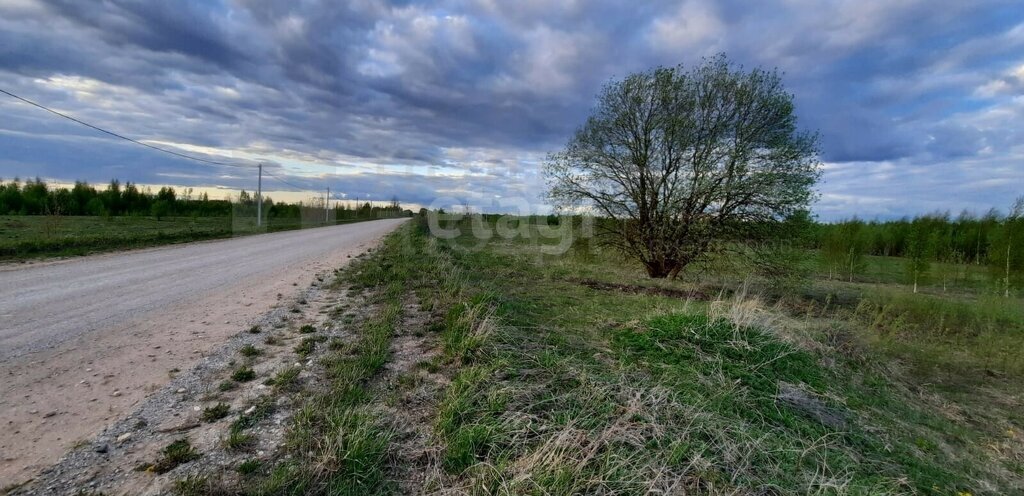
[0,218,406,485]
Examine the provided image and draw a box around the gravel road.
[0,218,405,360]
[0,217,406,484]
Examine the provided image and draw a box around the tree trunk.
[644,261,671,278]
[1007,238,1012,298]
[976,232,982,265]
[913,273,918,294]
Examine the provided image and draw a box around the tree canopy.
[545,55,821,278]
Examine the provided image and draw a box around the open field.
[0,214,395,260]
[116,216,1022,495]
[816,254,1000,295]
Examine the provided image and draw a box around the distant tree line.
[0,177,411,221]
[815,198,1024,294]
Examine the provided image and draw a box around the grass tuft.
[172,474,233,496]
[265,366,302,392]
[237,459,262,476]
[136,438,201,474]
[229,396,275,434]
[231,367,256,382]
[239,344,262,357]
[200,403,231,423]
[225,430,255,451]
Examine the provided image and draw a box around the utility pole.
[256,163,263,228]
[325,187,330,224]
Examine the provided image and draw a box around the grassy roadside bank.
[191,216,1021,495]
[0,215,402,260]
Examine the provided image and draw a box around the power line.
[262,170,310,192]
[1,87,252,169]
[0,87,351,198]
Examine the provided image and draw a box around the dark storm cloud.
[0,0,1022,219]
[40,1,248,68]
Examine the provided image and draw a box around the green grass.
[137,438,201,474]
[237,459,262,476]
[201,403,231,423]
[264,366,302,392]
[611,314,968,491]
[829,253,996,293]
[231,367,256,382]
[226,430,256,451]
[191,217,1024,494]
[173,475,227,496]
[239,344,262,357]
[419,217,1022,494]
[0,215,233,259]
[229,396,276,435]
[247,226,422,495]
[294,336,322,357]
[850,286,1024,376]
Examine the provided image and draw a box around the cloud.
[647,0,724,55]
[975,63,1024,98]
[0,0,1021,219]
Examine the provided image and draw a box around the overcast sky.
[1,0,1022,219]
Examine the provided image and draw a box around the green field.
[822,253,998,294]
[216,217,1023,495]
[0,215,381,260]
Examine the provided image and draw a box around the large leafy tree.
[545,55,821,278]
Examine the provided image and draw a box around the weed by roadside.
[294,336,321,357]
[173,474,232,496]
[201,403,231,423]
[264,366,301,392]
[237,459,261,476]
[239,344,262,358]
[225,430,255,452]
[136,438,200,474]
[231,367,256,382]
[243,223,420,494]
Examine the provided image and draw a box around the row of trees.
[817,199,1024,294]
[234,189,410,222]
[0,178,410,221]
[0,178,230,217]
